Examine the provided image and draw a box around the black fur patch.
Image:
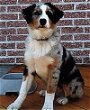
[62,46,67,60]
[58,47,84,87]
[31,71,37,76]
[23,65,28,76]
[45,3,64,23]
[22,4,36,23]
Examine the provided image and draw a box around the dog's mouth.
[37,25,48,29]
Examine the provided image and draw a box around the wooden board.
[0,66,90,110]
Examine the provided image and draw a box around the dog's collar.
[35,38,49,41]
[32,31,60,41]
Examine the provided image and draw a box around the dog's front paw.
[56,97,68,105]
[41,102,54,110]
[41,92,55,110]
[42,108,53,110]
[7,102,21,110]
[42,106,53,110]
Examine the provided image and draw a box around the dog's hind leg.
[7,66,34,110]
[56,97,68,105]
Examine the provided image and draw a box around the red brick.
[83,57,90,64]
[0,0,16,5]
[0,51,6,56]
[74,34,90,40]
[85,27,90,33]
[7,35,26,41]
[19,14,24,20]
[84,42,90,48]
[0,58,15,64]
[0,1,89,65]
[76,4,90,10]
[0,6,6,12]
[57,4,74,10]
[62,42,83,48]
[59,20,73,26]
[64,12,86,18]
[60,35,73,41]
[42,0,62,2]
[16,57,24,63]
[64,0,85,2]
[18,0,37,4]
[7,51,24,56]
[1,28,16,35]
[0,35,6,41]
[21,6,29,9]
[74,19,90,25]
[17,28,28,34]
[0,43,15,49]
[0,22,6,28]
[7,6,21,12]
[72,50,90,56]
[16,43,25,49]
[87,12,90,18]
[61,27,83,34]
[7,21,27,27]
[0,14,18,20]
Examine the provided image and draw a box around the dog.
[7,2,84,110]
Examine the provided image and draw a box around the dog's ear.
[45,3,64,23]
[22,4,36,23]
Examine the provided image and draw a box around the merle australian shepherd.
[7,2,84,110]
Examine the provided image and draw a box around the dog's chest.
[25,40,56,58]
[33,41,51,57]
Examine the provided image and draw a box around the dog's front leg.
[42,68,60,110]
[7,69,34,110]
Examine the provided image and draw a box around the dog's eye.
[34,11,39,15]
[33,10,42,15]
[46,9,53,14]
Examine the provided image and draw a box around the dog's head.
[22,3,64,40]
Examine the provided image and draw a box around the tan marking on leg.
[47,72,59,93]
[63,85,70,97]
[24,58,36,81]
[25,58,35,74]
[47,57,60,93]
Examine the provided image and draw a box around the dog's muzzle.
[40,18,47,25]
[39,18,47,28]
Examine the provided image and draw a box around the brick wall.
[0,0,90,65]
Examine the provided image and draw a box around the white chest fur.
[33,41,51,57]
[25,37,57,59]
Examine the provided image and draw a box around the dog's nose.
[40,19,47,25]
